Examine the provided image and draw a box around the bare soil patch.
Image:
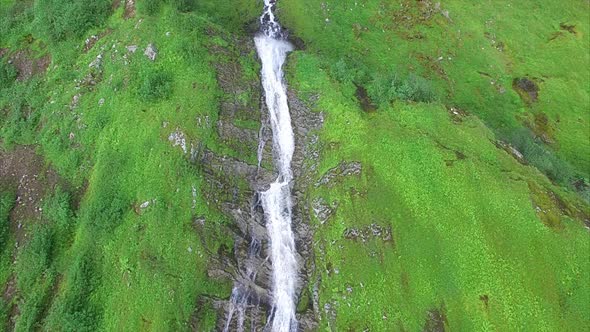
[0,146,62,244]
[9,50,51,81]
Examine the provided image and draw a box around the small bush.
[139,0,197,15]
[0,1,34,43]
[401,75,437,103]
[367,72,437,105]
[506,128,576,185]
[138,69,173,101]
[34,0,111,42]
[330,58,369,84]
[0,102,41,147]
[14,279,55,332]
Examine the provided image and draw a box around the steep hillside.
[0,0,588,331]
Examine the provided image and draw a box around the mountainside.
[0,0,588,331]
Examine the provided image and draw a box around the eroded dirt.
[0,146,67,331]
[8,49,51,81]
[0,146,63,244]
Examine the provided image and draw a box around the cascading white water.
[256,1,299,331]
[223,1,298,331]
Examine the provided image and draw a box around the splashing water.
[223,238,262,332]
[257,1,298,331]
[224,1,298,331]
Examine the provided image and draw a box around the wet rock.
[144,43,158,61]
[315,161,362,188]
[312,197,337,224]
[70,94,81,110]
[206,33,323,330]
[447,106,468,123]
[84,35,100,52]
[343,223,394,244]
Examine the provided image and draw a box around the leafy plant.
[367,72,437,105]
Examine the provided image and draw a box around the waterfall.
[256,1,298,331]
[224,1,298,331]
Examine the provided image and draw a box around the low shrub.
[138,0,164,15]
[330,59,437,104]
[34,0,111,42]
[367,72,437,105]
[14,279,55,332]
[0,1,34,43]
[139,0,196,15]
[505,128,576,185]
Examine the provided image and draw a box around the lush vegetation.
[34,0,112,42]
[0,0,259,330]
[278,0,590,329]
[279,0,590,191]
[0,191,15,331]
[0,0,588,331]
[285,50,589,330]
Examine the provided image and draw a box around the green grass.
[287,48,589,330]
[1,0,588,330]
[278,0,590,184]
[0,191,15,332]
[0,1,259,330]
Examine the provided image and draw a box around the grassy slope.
[1,0,589,331]
[289,50,589,331]
[279,1,590,330]
[279,0,590,176]
[0,1,258,331]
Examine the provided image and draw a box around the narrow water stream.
[224,1,298,331]
[255,1,298,331]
